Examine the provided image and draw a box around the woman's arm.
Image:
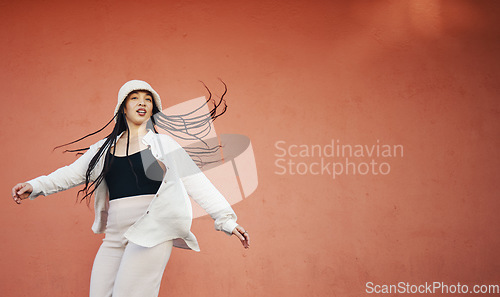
[168,138,250,248]
[182,167,250,248]
[11,139,105,204]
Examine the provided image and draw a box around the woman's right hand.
[12,183,33,204]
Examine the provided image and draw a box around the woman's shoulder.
[95,137,108,146]
[87,138,108,152]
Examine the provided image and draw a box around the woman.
[11,80,250,297]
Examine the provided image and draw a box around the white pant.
[89,195,173,297]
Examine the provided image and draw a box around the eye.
[130,96,138,100]
[146,98,152,102]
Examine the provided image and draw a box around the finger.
[233,226,250,248]
[239,227,249,238]
[233,225,245,236]
[12,184,22,198]
[234,230,245,241]
[239,228,249,240]
[244,233,250,248]
[13,194,21,204]
[239,231,250,248]
[238,227,250,246]
[17,184,28,195]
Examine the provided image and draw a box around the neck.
[124,122,148,139]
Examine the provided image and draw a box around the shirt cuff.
[25,179,41,200]
[222,219,239,236]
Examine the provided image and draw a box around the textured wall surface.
[1,0,499,296]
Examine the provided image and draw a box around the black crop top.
[104,148,165,200]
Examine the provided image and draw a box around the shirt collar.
[142,129,155,145]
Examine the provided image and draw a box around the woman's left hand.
[232,225,250,249]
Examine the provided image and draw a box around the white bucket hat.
[114,80,162,118]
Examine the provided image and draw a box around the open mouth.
[137,108,147,116]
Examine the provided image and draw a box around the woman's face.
[123,91,154,126]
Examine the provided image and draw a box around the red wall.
[1,0,499,296]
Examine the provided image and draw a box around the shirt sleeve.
[26,140,104,200]
[168,138,238,235]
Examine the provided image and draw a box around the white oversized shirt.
[27,130,238,251]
